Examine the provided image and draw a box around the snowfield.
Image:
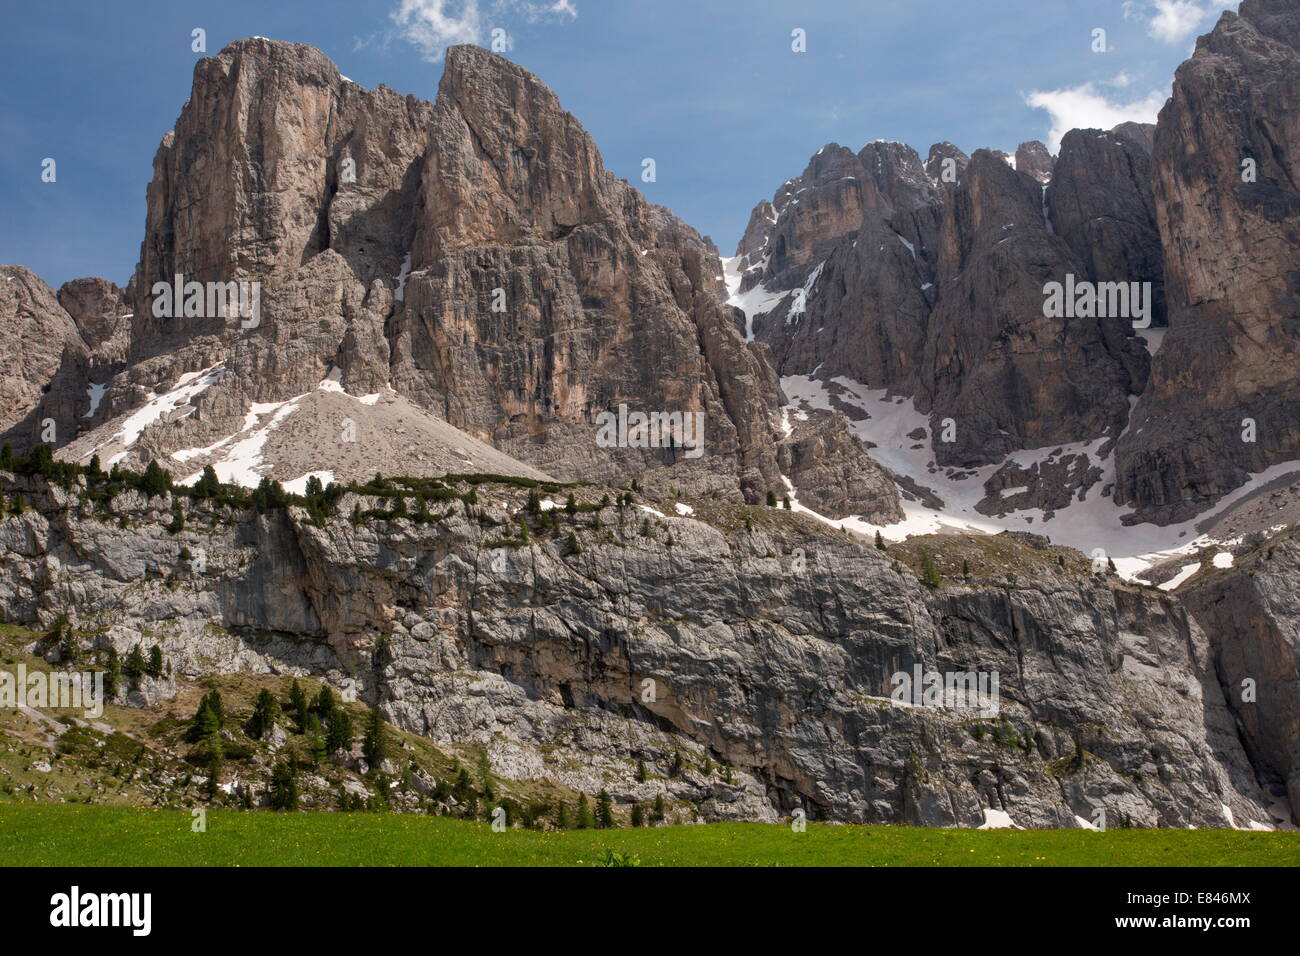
[776,373,1300,583]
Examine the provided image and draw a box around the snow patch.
[283,471,336,495]
[102,365,225,465]
[977,808,1021,829]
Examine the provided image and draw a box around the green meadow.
[2,804,1298,866]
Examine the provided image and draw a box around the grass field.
[2,804,1298,866]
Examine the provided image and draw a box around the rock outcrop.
[740,140,1151,468]
[1116,0,1300,520]
[24,38,803,506]
[1184,530,1300,821]
[0,470,1281,828]
[0,266,89,445]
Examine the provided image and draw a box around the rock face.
[1015,140,1054,183]
[1116,0,1300,520]
[0,471,1281,828]
[1185,531,1300,821]
[741,139,1152,468]
[1047,127,1165,330]
[387,46,785,498]
[0,266,89,444]
[17,38,817,508]
[57,278,131,365]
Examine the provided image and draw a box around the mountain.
[1115,0,1300,522]
[5,40,893,512]
[2,3,1299,830]
[726,0,1300,577]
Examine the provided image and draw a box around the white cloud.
[1150,0,1209,43]
[390,0,577,61]
[1024,83,1169,152]
[1123,0,1239,46]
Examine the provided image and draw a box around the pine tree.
[250,689,280,739]
[124,644,146,690]
[670,751,683,778]
[782,497,791,509]
[962,558,972,578]
[575,793,594,829]
[188,697,223,760]
[631,803,645,827]
[288,679,308,732]
[139,460,172,498]
[305,475,324,498]
[555,801,570,829]
[652,794,667,823]
[766,490,777,507]
[596,789,615,829]
[269,760,298,811]
[921,552,941,588]
[205,754,222,801]
[304,713,327,764]
[363,706,389,769]
[193,465,220,499]
[146,645,164,678]
[526,489,541,514]
[565,494,576,515]
[104,647,121,698]
[875,530,886,550]
[566,533,581,555]
[314,686,336,722]
[326,708,353,757]
[635,759,648,783]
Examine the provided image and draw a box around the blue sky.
[1,0,1236,289]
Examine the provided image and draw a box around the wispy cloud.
[1024,82,1169,152]
[1122,0,1239,46]
[389,0,577,62]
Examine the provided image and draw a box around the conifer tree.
[304,713,327,764]
[146,645,164,678]
[288,679,308,732]
[326,708,353,757]
[596,789,615,829]
[104,647,121,698]
[270,760,298,810]
[575,793,594,829]
[921,552,941,588]
[314,686,336,722]
[124,644,146,690]
[363,705,389,769]
[250,689,280,739]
